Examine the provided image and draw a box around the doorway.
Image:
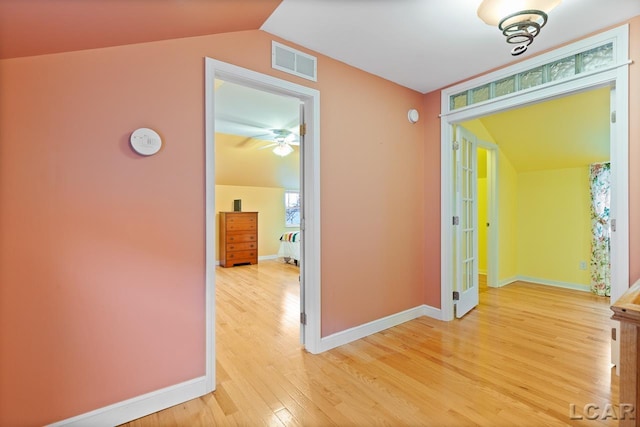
[441,25,629,323]
[204,58,322,392]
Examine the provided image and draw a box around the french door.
[453,125,479,318]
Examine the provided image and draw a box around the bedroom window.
[285,190,300,227]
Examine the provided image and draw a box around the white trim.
[48,377,208,427]
[205,58,323,355]
[497,276,519,288]
[515,276,590,292]
[476,138,499,289]
[441,25,630,321]
[318,305,442,352]
[258,255,280,261]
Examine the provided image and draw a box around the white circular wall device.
[130,128,162,156]
[408,109,420,124]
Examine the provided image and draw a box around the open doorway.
[460,86,611,301]
[214,77,303,343]
[441,25,629,326]
[204,58,322,391]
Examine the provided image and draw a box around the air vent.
[272,41,317,82]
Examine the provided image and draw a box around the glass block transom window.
[449,42,614,111]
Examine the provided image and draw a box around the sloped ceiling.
[215,134,300,189]
[2,1,639,94]
[464,86,610,172]
[0,0,283,59]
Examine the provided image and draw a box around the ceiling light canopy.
[477,0,561,56]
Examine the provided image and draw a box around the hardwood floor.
[122,261,619,426]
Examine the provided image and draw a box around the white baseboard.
[515,275,590,292]
[319,304,442,352]
[497,276,518,288]
[48,376,210,427]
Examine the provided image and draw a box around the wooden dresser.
[219,212,258,267]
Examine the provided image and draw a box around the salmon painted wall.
[0,30,426,425]
[422,90,441,308]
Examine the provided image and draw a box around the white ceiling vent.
[272,41,317,82]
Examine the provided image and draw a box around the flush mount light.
[477,0,562,56]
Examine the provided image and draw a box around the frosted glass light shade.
[477,0,561,26]
[273,143,294,157]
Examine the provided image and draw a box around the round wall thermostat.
[408,109,419,124]
[130,128,162,156]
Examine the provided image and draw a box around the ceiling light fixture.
[273,141,294,157]
[477,0,561,56]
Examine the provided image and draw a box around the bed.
[278,231,301,266]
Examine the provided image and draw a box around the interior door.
[454,125,479,318]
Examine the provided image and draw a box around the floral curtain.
[589,162,611,296]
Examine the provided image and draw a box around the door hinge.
[611,111,617,124]
[299,123,307,136]
[612,327,617,341]
[611,218,617,232]
[453,216,460,226]
[453,291,460,301]
[300,312,307,325]
[452,140,460,150]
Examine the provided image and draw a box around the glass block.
[581,43,614,73]
[471,85,490,104]
[519,67,543,90]
[549,56,576,81]
[451,92,468,110]
[495,76,516,97]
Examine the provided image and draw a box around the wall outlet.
[579,261,587,270]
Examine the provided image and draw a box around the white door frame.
[440,25,630,321]
[204,59,323,393]
[476,139,499,289]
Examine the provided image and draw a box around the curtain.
[589,162,611,296]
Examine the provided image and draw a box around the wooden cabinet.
[611,279,640,426]
[219,212,258,267]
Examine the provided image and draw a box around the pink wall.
[0,30,426,425]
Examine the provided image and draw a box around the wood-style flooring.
[122,262,619,426]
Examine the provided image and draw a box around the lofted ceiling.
[462,86,610,173]
[0,0,283,59]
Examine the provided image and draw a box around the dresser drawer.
[225,250,257,261]
[225,215,257,231]
[226,242,256,251]
[226,232,256,243]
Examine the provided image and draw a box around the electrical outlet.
[579,261,587,270]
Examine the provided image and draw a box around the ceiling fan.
[255,128,299,157]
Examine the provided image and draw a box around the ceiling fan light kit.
[273,142,294,157]
[477,0,562,56]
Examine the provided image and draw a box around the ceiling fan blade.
[258,143,278,150]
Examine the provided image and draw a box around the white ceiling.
[262,0,640,93]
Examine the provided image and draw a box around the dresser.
[219,212,258,267]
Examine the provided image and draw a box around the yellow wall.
[498,147,518,283]
[517,167,591,288]
[215,185,298,260]
[478,176,488,274]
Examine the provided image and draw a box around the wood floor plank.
[120,262,619,426]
